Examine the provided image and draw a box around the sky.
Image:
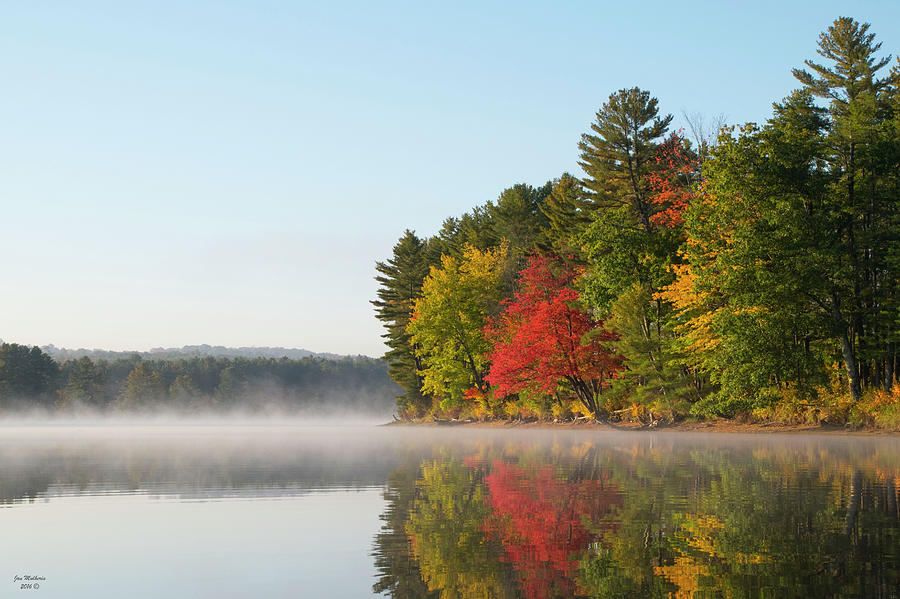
[1,1,898,358]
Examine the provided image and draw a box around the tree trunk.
[833,298,862,401]
[840,330,862,401]
[885,342,895,392]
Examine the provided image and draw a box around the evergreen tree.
[673,20,900,411]
[790,17,899,399]
[434,205,497,258]
[169,373,207,408]
[372,230,435,417]
[578,87,673,230]
[489,181,552,256]
[578,88,688,412]
[0,344,60,407]
[537,173,594,257]
[58,356,106,409]
[578,87,676,309]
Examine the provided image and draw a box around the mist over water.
[0,425,897,597]
[0,405,396,428]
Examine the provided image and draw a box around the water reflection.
[0,427,896,597]
[372,434,900,599]
[0,426,399,504]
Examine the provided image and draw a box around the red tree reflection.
[484,460,622,599]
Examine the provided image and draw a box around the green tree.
[676,97,835,414]
[578,87,673,233]
[790,17,900,399]
[578,87,678,310]
[373,230,436,417]
[435,206,498,258]
[605,284,700,417]
[489,182,552,256]
[0,344,60,408]
[675,18,899,411]
[58,356,105,409]
[577,88,689,412]
[537,173,594,257]
[168,373,207,408]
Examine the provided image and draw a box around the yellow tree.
[405,459,513,599]
[116,362,166,410]
[407,244,508,411]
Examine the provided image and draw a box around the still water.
[0,425,897,598]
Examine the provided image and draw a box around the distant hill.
[38,344,361,362]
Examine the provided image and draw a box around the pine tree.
[372,230,434,417]
[537,173,593,257]
[0,344,60,407]
[577,88,688,413]
[578,87,676,312]
[489,182,552,255]
[578,87,673,231]
[791,17,899,399]
[58,356,105,408]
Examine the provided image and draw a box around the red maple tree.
[647,132,701,228]
[484,254,621,416]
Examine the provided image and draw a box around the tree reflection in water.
[373,439,900,598]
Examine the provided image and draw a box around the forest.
[0,342,398,416]
[373,17,900,429]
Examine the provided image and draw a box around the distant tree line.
[0,343,398,415]
[373,17,900,428]
[37,343,346,362]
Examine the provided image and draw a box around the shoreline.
[386,419,900,435]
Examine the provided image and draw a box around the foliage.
[578,87,673,227]
[484,460,621,599]
[374,16,900,425]
[57,356,106,409]
[407,244,509,412]
[0,343,60,407]
[373,230,437,417]
[405,458,514,599]
[484,254,621,417]
[579,113,701,416]
[373,439,900,597]
[849,384,900,430]
[578,87,678,313]
[0,350,398,415]
[537,173,594,257]
[116,362,166,410]
[674,20,899,412]
[605,284,700,419]
[646,133,701,228]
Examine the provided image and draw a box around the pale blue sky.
[1,1,897,357]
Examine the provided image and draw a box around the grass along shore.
[386,417,900,435]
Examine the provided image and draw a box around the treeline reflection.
[372,437,900,598]
[0,432,397,503]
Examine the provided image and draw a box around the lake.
[0,424,897,598]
